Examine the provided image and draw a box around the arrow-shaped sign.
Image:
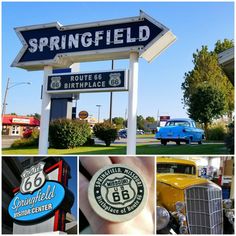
[12,11,176,71]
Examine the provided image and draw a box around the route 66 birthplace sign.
[47,69,128,93]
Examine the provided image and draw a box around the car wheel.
[186,138,191,145]
[198,140,202,145]
[161,140,167,145]
[176,141,181,145]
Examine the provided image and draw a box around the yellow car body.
[156,157,223,234]
[157,158,213,211]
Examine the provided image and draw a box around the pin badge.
[88,164,148,222]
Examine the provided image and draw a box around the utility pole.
[157,109,159,126]
[2,78,10,116]
[2,78,31,116]
[96,105,102,123]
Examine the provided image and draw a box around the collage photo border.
[1,154,235,234]
[1,1,235,235]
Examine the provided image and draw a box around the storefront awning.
[2,115,40,126]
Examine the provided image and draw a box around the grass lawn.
[2,143,228,155]
[137,134,154,138]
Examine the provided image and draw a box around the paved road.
[2,135,224,148]
[2,136,20,148]
[95,137,224,146]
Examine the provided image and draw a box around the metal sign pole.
[109,60,114,124]
[127,52,139,155]
[38,66,52,154]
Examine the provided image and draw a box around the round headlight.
[178,213,186,222]
[223,199,232,209]
[226,211,234,219]
[157,206,170,231]
[175,201,185,212]
[179,225,188,234]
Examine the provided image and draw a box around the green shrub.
[49,119,91,149]
[11,129,39,148]
[224,122,234,154]
[93,122,117,147]
[115,124,123,131]
[83,137,95,146]
[206,123,226,141]
[31,128,40,140]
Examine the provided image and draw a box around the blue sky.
[2,2,234,120]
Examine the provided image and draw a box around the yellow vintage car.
[157,157,226,234]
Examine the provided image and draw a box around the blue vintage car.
[155,118,205,145]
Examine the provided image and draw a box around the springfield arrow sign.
[12,11,176,70]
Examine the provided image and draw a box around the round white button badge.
[88,164,148,222]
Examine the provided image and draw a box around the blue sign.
[12,11,176,70]
[53,68,71,74]
[47,69,128,93]
[8,181,65,222]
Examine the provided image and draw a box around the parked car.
[118,129,144,138]
[137,129,144,135]
[157,158,234,234]
[22,128,33,138]
[155,118,205,145]
[118,129,127,138]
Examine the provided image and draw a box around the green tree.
[112,117,125,129]
[214,39,234,54]
[27,113,41,119]
[182,44,234,121]
[224,121,234,154]
[33,113,41,120]
[146,116,155,123]
[188,84,226,133]
[137,115,145,130]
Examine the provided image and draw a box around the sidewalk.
[2,136,20,148]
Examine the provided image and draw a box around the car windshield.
[157,163,196,175]
[165,121,191,127]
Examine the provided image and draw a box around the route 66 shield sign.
[50,76,62,89]
[108,73,122,87]
[103,176,136,205]
[88,164,148,222]
[20,162,46,194]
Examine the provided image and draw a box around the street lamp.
[2,78,31,115]
[96,105,102,123]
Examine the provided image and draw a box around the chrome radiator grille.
[185,185,223,234]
